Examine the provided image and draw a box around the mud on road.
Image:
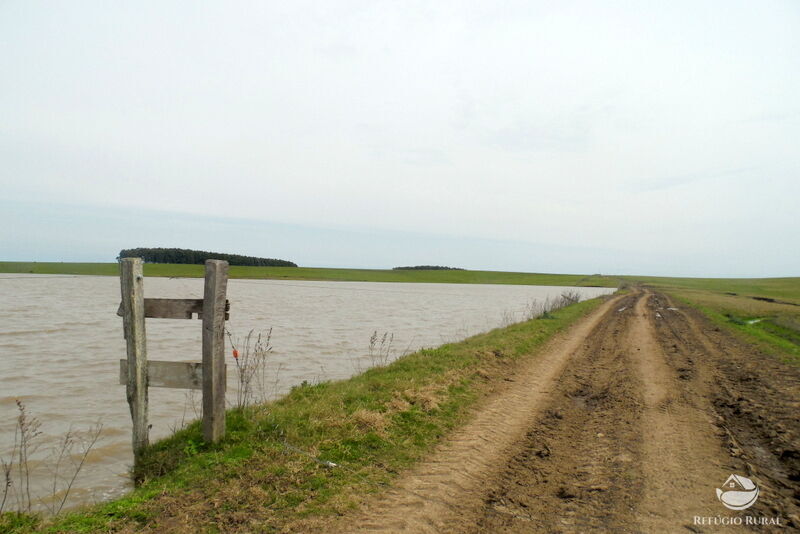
[330,290,800,533]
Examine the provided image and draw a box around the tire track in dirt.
[466,290,747,533]
[469,293,644,533]
[632,292,748,532]
[325,293,630,534]
[651,293,800,529]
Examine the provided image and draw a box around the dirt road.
[331,290,800,533]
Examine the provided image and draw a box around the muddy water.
[0,274,613,510]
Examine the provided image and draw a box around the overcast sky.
[1,1,798,277]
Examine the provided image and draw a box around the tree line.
[118,248,297,267]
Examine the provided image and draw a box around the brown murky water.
[0,274,613,511]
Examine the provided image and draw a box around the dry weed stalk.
[500,310,516,327]
[524,290,584,321]
[0,447,13,515]
[15,400,42,513]
[0,400,102,516]
[170,389,201,434]
[227,328,274,408]
[46,423,103,514]
[368,331,394,367]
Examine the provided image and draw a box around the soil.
[327,290,800,533]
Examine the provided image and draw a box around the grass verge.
[0,262,618,287]
[2,296,606,533]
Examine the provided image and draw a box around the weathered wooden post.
[119,258,149,459]
[118,258,230,464]
[202,259,228,443]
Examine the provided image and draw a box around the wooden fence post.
[119,258,149,459]
[202,259,228,443]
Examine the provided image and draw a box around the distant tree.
[118,247,297,267]
[392,265,464,271]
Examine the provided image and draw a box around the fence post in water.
[119,258,149,459]
[202,259,229,443]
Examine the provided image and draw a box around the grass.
[2,296,605,533]
[621,275,800,303]
[623,275,800,365]
[0,262,619,287]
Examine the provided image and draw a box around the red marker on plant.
[232,349,239,359]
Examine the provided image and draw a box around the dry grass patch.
[401,389,441,412]
[352,410,388,436]
[387,396,411,412]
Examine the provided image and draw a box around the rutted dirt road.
[331,290,800,533]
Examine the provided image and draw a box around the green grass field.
[621,275,800,303]
[0,261,618,287]
[623,275,800,365]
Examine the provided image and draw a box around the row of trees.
[118,248,297,267]
[392,265,464,271]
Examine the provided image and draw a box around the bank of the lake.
[1,295,607,533]
[0,262,618,287]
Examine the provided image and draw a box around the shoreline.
[0,262,619,287]
[1,294,609,533]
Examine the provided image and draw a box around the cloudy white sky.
[1,1,798,276]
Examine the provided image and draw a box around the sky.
[1,1,798,277]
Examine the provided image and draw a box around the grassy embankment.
[0,261,617,287]
[1,296,607,533]
[625,275,800,365]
